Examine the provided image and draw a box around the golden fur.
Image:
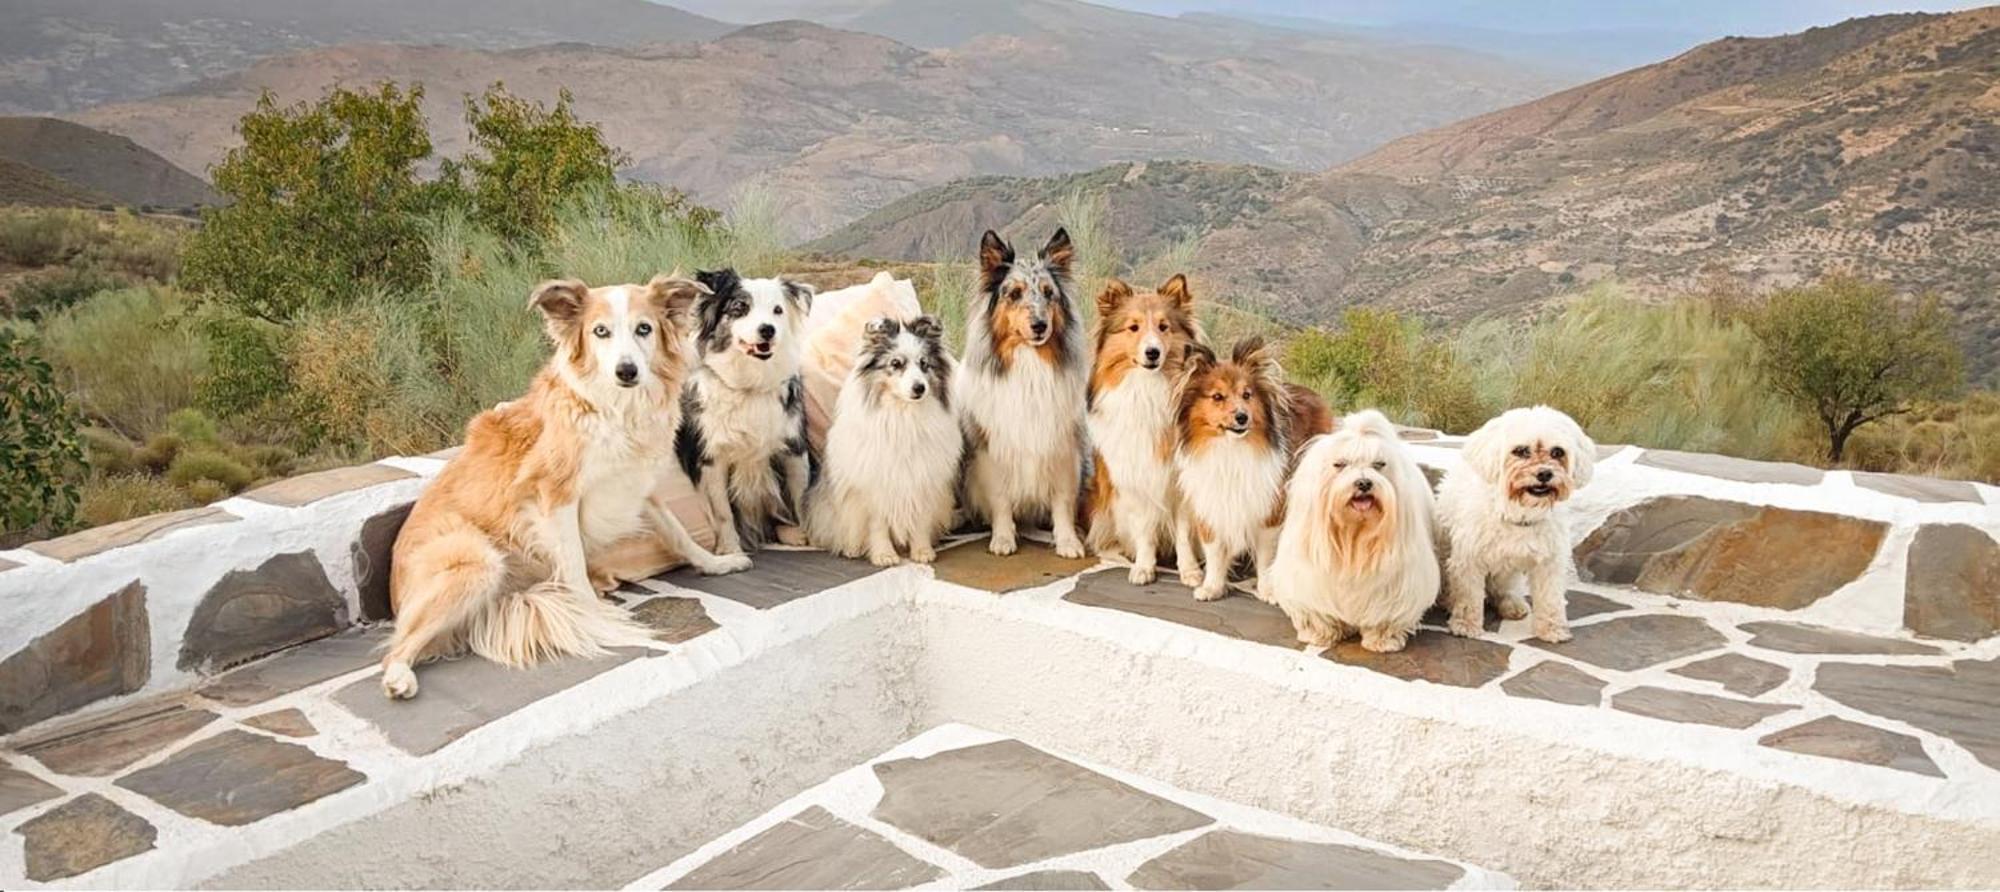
[1083,275,1204,564]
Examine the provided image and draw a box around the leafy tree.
[446,84,625,242]
[183,84,438,322]
[1750,277,1964,461]
[0,330,86,541]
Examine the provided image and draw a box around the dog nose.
[756,323,776,341]
[1535,469,1554,483]
[1355,478,1373,494]
[1030,319,1049,336]
[1232,410,1249,426]
[1143,346,1161,363]
[910,380,927,399]
[615,362,639,384]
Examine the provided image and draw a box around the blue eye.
[592,324,610,338]
[636,322,653,337]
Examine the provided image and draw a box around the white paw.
[1193,582,1226,602]
[1254,579,1276,604]
[775,525,809,547]
[1178,567,1204,588]
[989,533,1018,556]
[868,550,903,568]
[381,662,418,700]
[1495,595,1529,621]
[1054,536,1086,560]
[1127,563,1157,585]
[1533,619,1573,644]
[1361,629,1410,653]
[700,553,754,575]
[908,545,937,564]
[1446,616,1485,639]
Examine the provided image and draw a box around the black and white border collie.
[675,268,817,554]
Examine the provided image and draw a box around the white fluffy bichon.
[1436,405,1597,643]
[1270,410,1440,653]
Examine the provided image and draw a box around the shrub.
[287,296,456,455]
[0,329,86,541]
[75,474,194,529]
[445,84,624,242]
[5,268,122,321]
[134,433,183,473]
[166,449,255,492]
[79,427,137,475]
[0,209,93,267]
[39,286,207,437]
[195,309,292,422]
[182,478,232,504]
[164,407,221,445]
[1286,308,1490,432]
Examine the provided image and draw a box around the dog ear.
[783,279,816,314]
[1459,413,1509,485]
[1095,278,1132,318]
[644,273,708,330]
[1174,342,1217,398]
[529,279,589,340]
[979,230,1013,276]
[1561,412,1598,488]
[864,316,902,341]
[907,315,944,343]
[1159,274,1192,310]
[1041,227,1073,275]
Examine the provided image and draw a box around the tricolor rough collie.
[381,274,747,700]
[1084,275,1204,584]
[957,228,1089,558]
[1172,337,1332,601]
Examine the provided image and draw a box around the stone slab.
[667,805,942,890]
[933,538,1097,592]
[1851,472,1982,504]
[1564,590,1629,620]
[1576,496,1884,609]
[178,551,349,673]
[241,462,416,508]
[352,502,413,622]
[1065,570,1300,649]
[977,869,1113,890]
[1327,632,1513,689]
[332,649,641,756]
[1815,657,2000,770]
[1127,829,1464,890]
[0,581,150,733]
[1499,661,1606,706]
[1609,686,1797,729]
[1738,621,1941,656]
[0,555,18,572]
[872,738,1214,869]
[1669,653,1789,697]
[1903,524,2000,642]
[630,596,720,644]
[1633,449,1824,485]
[116,729,364,826]
[0,759,62,817]
[18,701,217,777]
[16,793,156,881]
[1759,716,1942,777]
[657,548,881,609]
[242,708,318,738]
[24,506,236,562]
[199,626,390,707]
[1526,614,1725,672]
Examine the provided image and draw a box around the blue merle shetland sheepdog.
[675,268,817,555]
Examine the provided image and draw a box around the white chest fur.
[1177,438,1285,553]
[961,349,1085,459]
[1089,372,1175,512]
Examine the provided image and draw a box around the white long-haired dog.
[1271,410,1438,653]
[1436,405,1597,643]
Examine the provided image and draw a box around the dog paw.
[868,550,903,568]
[1254,579,1277,604]
[1495,594,1529,621]
[700,553,754,576]
[1533,619,1573,644]
[1446,616,1485,639]
[1127,563,1158,585]
[775,525,809,547]
[1178,567,1204,588]
[908,545,937,564]
[1193,582,1227,602]
[1053,536,1086,559]
[381,663,419,700]
[1361,628,1410,653]
[989,533,1018,556]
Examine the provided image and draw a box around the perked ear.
[1158,274,1192,309]
[907,314,944,343]
[1095,278,1133,318]
[979,230,1013,276]
[529,279,589,339]
[783,279,816,314]
[644,273,709,330]
[864,316,902,340]
[1041,227,1073,275]
[1230,335,1271,368]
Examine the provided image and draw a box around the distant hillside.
[816,9,2000,379]
[0,158,115,208]
[0,118,218,209]
[0,0,733,114]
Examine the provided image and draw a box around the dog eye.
[592,324,610,338]
[1372,461,1386,470]
[1127,323,1140,332]
[1550,446,1566,460]
[889,358,906,371]
[1334,461,1347,469]
[1210,393,1225,402]
[1157,322,1169,332]
[635,322,652,337]
[773,305,783,315]
[1241,389,1254,400]
[1511,446,1532,459]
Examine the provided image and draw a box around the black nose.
[615,362,639,384]
[1535,469,1554,483]
[757,323,776,341]
[1143,347,1161,362]
[1030,319,1049,335]
[1356,478,1373,493]
[1233,411,1249,426]
[910,380,927,398]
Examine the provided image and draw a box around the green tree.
[446,84,624,242]
[183,84,438,322]
[1750,277,1964,461]
[0,330,86,541]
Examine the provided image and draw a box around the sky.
[1101,0,1991,37]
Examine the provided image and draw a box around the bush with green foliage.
[40,286,208,438]
[444,84,624,242]
[1286,308,1489,434]
[0,330,86,541]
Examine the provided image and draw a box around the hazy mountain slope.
[0,158,115,208]
[0,117,218,208]
[71,15,1558,238]
[0,0,732,113]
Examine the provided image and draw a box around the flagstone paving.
[629,595,720,644]
[240,708,317,739]
[1669,653,1790,697]
[1527,614,1727,671]
[666,805,944,890]
[115,729,364,826]
[1500,661,1607,706]
[16,793,155,882]
[934,538,1098,593]
[331,648,644,756]
[657,548,884,608]
[1758,716,1943,777]
[1128,828,1466,890]
[17,701,217,776]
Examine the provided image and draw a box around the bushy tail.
[467,582,654,668]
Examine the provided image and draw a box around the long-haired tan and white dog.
[1084,275,1204,584]
[806,315,961,566]
[1271,410,1439,652]
[381,275,748,700]
[1437,405,1597,643]
[1172,337,1332,601]
[958,228,1089,558]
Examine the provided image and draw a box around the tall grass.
[918,252,976,355]
[40,285,207,438]
[1054,188,1119,328]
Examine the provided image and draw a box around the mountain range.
[0,117,218,209]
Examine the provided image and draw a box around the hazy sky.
[1103,0,1991,37]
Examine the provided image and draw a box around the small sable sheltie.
[806,315,962,566]
[676,269,818,555]
[1172,337,1332,602]
[1271,409,1440,653]
[1084,274,1204,584]
[957,228,1089,558]
[381,274,746,700]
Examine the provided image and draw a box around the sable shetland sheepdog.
[1271,409,1440,653]
[806,315,962,566]
[676,269,817,555]
[1172,337,1332,601]
[381,274,748,700]
[957,228,1089,558]
[1084,275,1205,584]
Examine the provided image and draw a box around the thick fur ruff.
[1271,409,1440,653]
[806,316,962,566]
[382,275,736,700]
[676,269,819,554]
[957,228,1089,558]
[1437,405,1597,643]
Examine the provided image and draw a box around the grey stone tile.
[331,649,641,756]
[1564,590,1629,620]
[241,463,416,508]
[1327,631,1513,689]
[1739,621,1941,656]
[658,548,881,609]
[1903,524,2000,642]
[15,793,156,881]
[1633,449,1824,485]
[1499,661,1606,706]
[199,626,389,707]
[1815,657,2000,770]
[1526,614,1725,672]
[178,551,349,673]
[116,729,364,826]
[0,758,63,817]
[25,507,236,562]
[1852,472,1982,504]
[1065,570,1299,649]
[630,596,720,644]
[977,869,1112,890]
[1759,716,1942,777]
[352,502,413,622]
[0,580,149,734]
[872,738,1214,869]
[1609,686,1797,729]
[667,805,942,890]
[1669,653,1789,697]
[17,701,217,777]
[1127,829,1464,890]
[242,708,318,738]
[934,538,1096,592]
[1575,496,1885,610]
